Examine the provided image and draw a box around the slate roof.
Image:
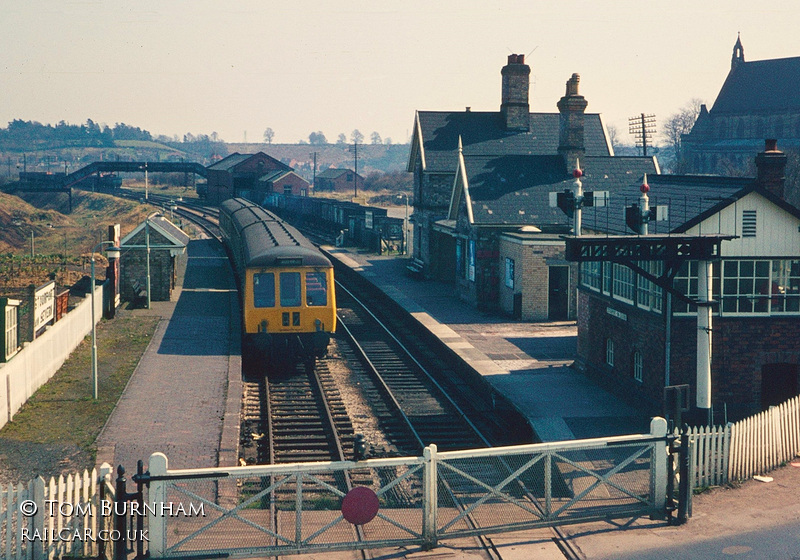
[258,170,310,186]
[207,153,251,171]
[712,56,800,115]
[121,213,190,248]
[207,152,291,172]
[412,111,612,173]
[581,174,757,235]
[317,168,355,179]
[457,154,658,227]
[258,170,291,183]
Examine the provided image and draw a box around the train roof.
[221,198,332,268]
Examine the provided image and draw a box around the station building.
[206,152,304,204]
[315,168,364,194]
[575,141,800,421]
[407,55,657,320]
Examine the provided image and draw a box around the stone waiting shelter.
[119,214,189,304]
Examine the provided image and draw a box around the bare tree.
[350,129,364,144]
[606,124,622,151]
[263,127,275,144]
[370,131,382,144]
[785,148,800,208]
[336,133,347,145]
[663,98,704,171]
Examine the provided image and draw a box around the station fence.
[0,464,116,560]
[686,394,800,489]
[3,397,800,559]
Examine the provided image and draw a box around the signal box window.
[253,273,275,308]
[305,272,328,306]
[280,272,301,307]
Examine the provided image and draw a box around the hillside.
[0,190,160,289]
[226,143,410,178]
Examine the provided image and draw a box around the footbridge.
[62,160,207,189]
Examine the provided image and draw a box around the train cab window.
[280,272,302,307]
[305,272,328,306]
[253,273,275,308]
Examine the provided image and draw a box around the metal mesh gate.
[147,454,433,557]
[144,418,668,558]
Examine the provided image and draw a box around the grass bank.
[0,309,159,484]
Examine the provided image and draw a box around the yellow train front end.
[242,264,336,371]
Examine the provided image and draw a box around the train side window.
[253,273,275,308]
[280,272,301,307]
[305,272,328,306]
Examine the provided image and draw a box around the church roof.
[711,56,800,116]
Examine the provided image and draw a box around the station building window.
[606,338,615,368]
[633,350,643,383]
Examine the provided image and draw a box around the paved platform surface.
[327,249,650,442]
[327,249,800,560]
[95,238,241,473]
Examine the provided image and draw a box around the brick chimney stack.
[500,54,530,131]
[557,73,588,166]
[755,139,787,199]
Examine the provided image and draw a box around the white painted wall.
[0,283,103,428]
[686,191,800,257]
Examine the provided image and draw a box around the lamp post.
[398,194,410,255]
[90,241,120,400]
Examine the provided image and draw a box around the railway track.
[331,263,582,560]
[163,197,576,559]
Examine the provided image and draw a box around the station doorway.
[761,363,799,409]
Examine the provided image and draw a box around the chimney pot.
[755,139,787,199]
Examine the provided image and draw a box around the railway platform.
[95,237,242,472]
[326,249,649,443]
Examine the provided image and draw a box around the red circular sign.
[341,486,379,525]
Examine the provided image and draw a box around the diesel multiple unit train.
[219,198,336,372]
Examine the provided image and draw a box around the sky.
[3,0,800,146]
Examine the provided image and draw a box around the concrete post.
[649,417,668,519]
[696,260,713,424]
[30,476,45,560]
[422,444,438,550]
[148,453,169,557]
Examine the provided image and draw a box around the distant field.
[114,139,186,153]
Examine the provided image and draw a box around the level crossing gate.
[131,418,669,558]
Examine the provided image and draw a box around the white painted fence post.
[422,444,438,550]
[148,453,169,558]
[30,476,45,560]
[650,417,668,519]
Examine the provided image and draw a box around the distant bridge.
[62,160,207,188]
[2,160,207,211]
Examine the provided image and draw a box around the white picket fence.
[2,397,800,556]
[0,464,114,560]
[688,395,800,488]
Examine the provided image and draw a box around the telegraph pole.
[629,113,656,156]
[311,152,317,192]
[353,141,359,198]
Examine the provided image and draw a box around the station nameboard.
[33,280,56,335]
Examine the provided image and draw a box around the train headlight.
[315,319,322,332]
[259,320,268,333]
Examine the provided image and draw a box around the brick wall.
[578,288,800,420]
[499,239,577,321]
